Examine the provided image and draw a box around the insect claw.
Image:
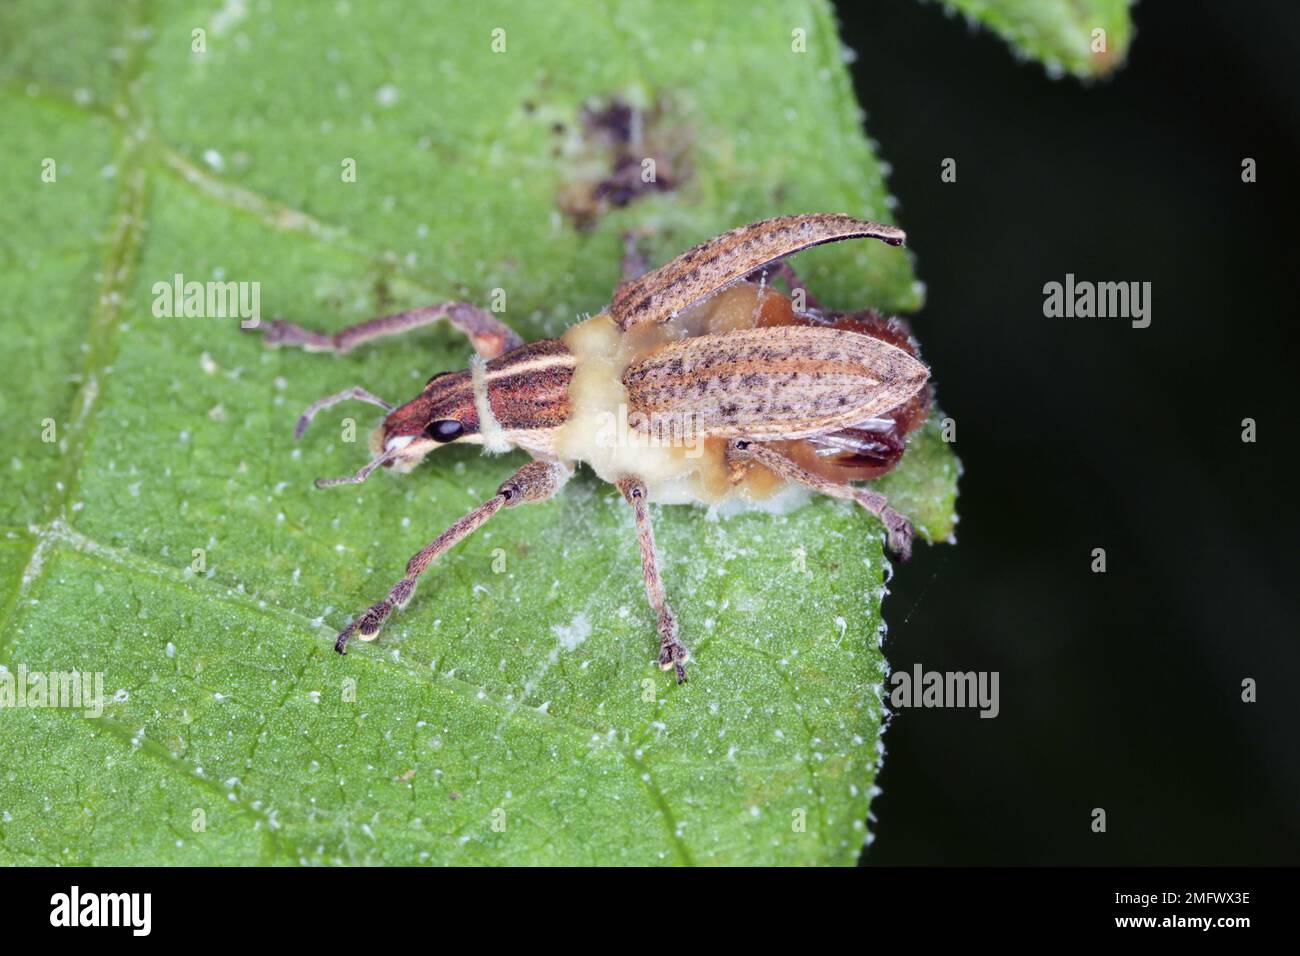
[257,319,285,345]
[335,595,394,653]
[658,639,690,683]
[334,622,356,654]
[885,514,914,561]
[259,318,335,351]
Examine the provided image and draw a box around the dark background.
[833,0,1299,864]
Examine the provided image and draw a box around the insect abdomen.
[621,326,929,440]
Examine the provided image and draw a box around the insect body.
[261,214,932,682]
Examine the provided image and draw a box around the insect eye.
[426,419,464,443]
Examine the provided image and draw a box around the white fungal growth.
[552,612,591,650]
[470,355,512,454]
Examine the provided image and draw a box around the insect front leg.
[727,439,916,560]
[616,476,690,683]
[258,301,524,359]
[291,386,393,440]
[334,459,571,653]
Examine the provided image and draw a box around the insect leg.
[333,459,570,653]
[727,439,915,560]
[258,301,524,359]
[292,386,393,440]
[612,228,658,307]
[616,476,690,683]
[619,228,654,283]
[744,260,823,312]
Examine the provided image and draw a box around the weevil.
[260,213,932,682]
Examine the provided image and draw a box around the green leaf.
[937,0,1134,78]
[0,0,957,865]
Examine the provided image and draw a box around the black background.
[833,0,1299,865]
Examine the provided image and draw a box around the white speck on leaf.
[552,612,591,650]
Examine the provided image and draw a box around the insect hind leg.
[726,439,915,560]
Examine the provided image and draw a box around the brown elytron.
[622,325,927,440]
[610,213,904,329]
[260,213,932,682]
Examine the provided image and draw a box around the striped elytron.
[260,214,932,682]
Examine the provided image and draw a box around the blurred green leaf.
[0,0,956,865]
[938,0,1134,78]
